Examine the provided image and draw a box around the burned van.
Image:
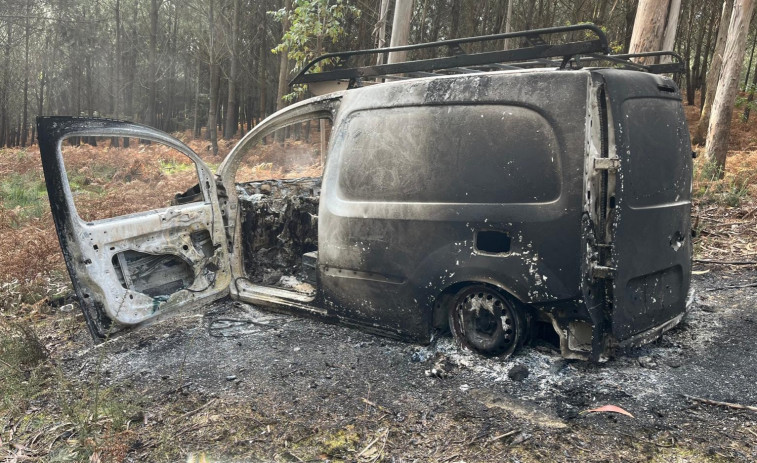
[38,25,692,360]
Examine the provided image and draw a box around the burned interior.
[239,178,320,290]
[38,24,693,362]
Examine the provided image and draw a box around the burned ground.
[28,267,751,462]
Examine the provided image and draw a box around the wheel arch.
[431,279,529,333]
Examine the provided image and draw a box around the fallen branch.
[440,453,461,463]
[361,397,391,413]
[173,398,218,423]
[705,282,757,292]
[488,430,519,444]
[741,207,757,219]
[684,395,757,412]
[694,259,757,266]
[358,428,389,462]
[282,451,305,462]
[357,434,382,458]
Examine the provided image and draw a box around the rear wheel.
[448,285,525,358]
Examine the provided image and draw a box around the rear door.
[597,70,693,341]
[38,117,230,339]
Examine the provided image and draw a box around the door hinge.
[593,157,620,171]
[591,264,616,279]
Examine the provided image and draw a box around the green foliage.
[158,158,194,175]
[270,0,360,101]
[0,171,48,225]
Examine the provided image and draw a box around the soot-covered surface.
[64,269,757,461]
[237,178,320,285]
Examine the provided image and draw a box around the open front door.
[216,94,341,311]
[38,117,230,339]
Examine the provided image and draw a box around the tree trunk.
[628,0,680,64]
[698,7,719,108]
[218,77,226,133]
[621,0,636,53]
[258,11,267,122]
[693,0,734,146]
[21,0,30,146]
[111,0,121,146]
[85,57,97,146]
[123,1,138,147]
[593,0,610,26]
[145,0,160,128]
[37,34,48,125]
[166,6,178,132]
[705,0,755,174]
[225,0,241,139]
[114,0,121,119]
[208,0,219,155]
[687,4,709,105]
[275,0,292,144]
[743,29,757,88]
[503,0,513,50]
[388,0,413,64]
[0,22,9,147]
[660,0,682,62]
[193,56,201,138]
[375,0,390,65]
[450,0,461,37]
[742,40,757,121]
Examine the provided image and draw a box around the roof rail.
[574,51,686,74]
[290,23,610,86]
[290,24,685,88]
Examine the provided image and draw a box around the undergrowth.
[692,150,756,207]
[0,312,144,462]
[0,170,47,226]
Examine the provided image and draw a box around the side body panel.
[319,71,592,341]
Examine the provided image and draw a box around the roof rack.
[290,23,684,88]
[572,51,686,74]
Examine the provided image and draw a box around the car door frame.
[38,117,231,339]
[216,93,342,312]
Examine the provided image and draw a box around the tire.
[448,285,525,358]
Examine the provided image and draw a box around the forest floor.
[1,105,757,462]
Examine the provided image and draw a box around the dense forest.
[0,0,748,152]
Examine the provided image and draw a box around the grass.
[0,170,48,226]
[158,158,195,175]
[692,152,755,207]
[0,316,146,462]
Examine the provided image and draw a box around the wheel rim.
[451,286,521,356]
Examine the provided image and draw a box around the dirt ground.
[35,264,751,462]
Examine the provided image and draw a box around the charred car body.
[38,24,693,361]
